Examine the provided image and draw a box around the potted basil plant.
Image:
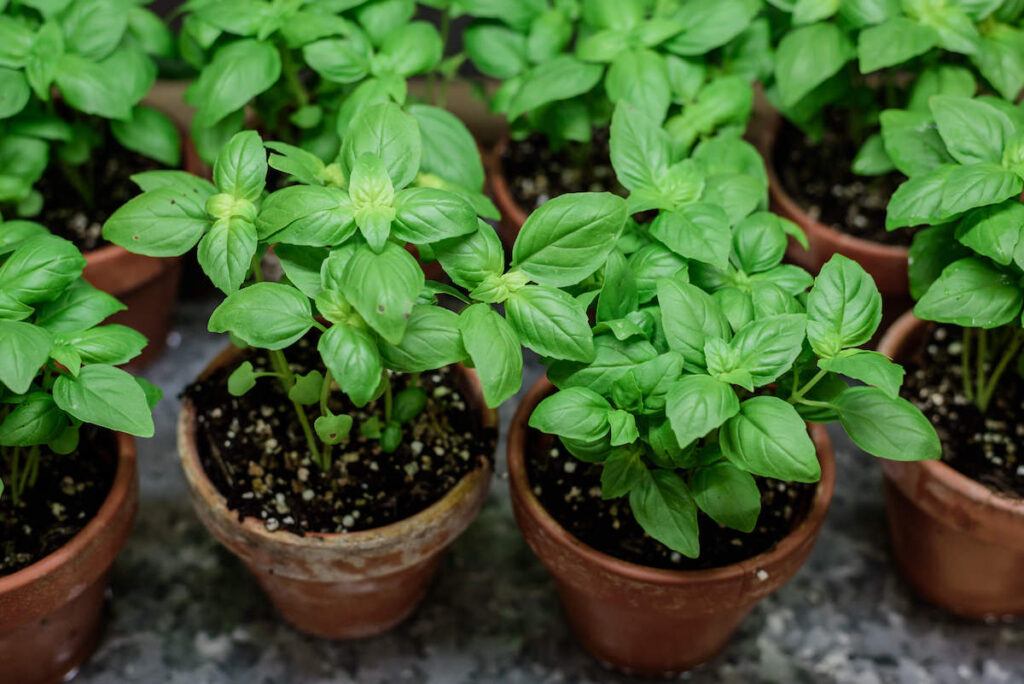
[879,93,1024,618]
[102,102,626,638]
[508,104,940,676]
[462,0,762,244]
[763,0,1024,313]
[0,233,159,684]
[0,0,199,365]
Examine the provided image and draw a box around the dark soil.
[34,144,164,252]
[0,428,116,576]
[775,119,913,246]
[501,128,627,211]
[525,431,817,570]
[184,337,496,535]
[903,325,1024,498]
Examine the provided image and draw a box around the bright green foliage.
[0,1,178,219]
[883,94,1024,412]
[459,0,761,146]
[0,227,159,504]
[529,103,938,557]
[104,104,627,470]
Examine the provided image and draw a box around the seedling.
[528,105,940,557]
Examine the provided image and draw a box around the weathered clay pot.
[878,311,1024,618]
[0,433,139,684]
[507,377,836,677]
[82,134,204,368]
[178,344,496,639]
[753,108,912,325]
[486,134,528,253]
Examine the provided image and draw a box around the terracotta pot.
[486,134,528,254]
[82,135,204,369]
[507,377,836,677]
[0,433,139,684]
[877,312,1024,618]
[178,344,496,639]
[754,108,912,327]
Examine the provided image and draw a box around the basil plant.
[0,227,160,504]
[0,0,179,217]
[883,94,1024,412]
[180,0,462,164]
[461,0,765,148]
[769,0,1024,139]
[103,102,628,471]
[528,104,940,557]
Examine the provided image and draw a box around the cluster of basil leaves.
[460,0,765,149]
[0,223,160,503]
[0,0,180,218]
[882,94,1024,413]
[768,0,1024,151]
[528,103,940,557]
[103,102,630,471]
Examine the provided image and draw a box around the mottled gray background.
[74,298,1024,684]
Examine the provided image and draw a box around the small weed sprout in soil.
[527,103,940,559]
[885,93,1024,422]
[0,1,179,229]
[103,103,630,507]
[0,229,159,562]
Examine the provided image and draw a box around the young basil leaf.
[806,255,882,358]
[649,203,732,270]
[258,186,355,245]
[209,282,315,349]
[0,321,52,393]
[857,17,937,73]
[103,187,211,257]
[379,305,467,373]
[340,243,423,344]
[0,235,85,304]
[186,39,281,128]
[53,364,154,437]
[720,396,820,482]
[505,284,594,362]
[214,131,267,202]
[111,105,182,168]
[609,102,671,193]
[0,393,64,447]
[315,413,354,445]
[914,257,1024,327]
[607,410,639,446]
[34,280,123,333]
[393,386,427,424]
[606,49,672,124]
[733,212,789,273]
[955,201,1024,265]
[628,243,687,303]
[665,374,740,449]
[774,22,853,108]
[434,221,505,290]
[835,386,941,461]
[505,55,603,119]
[228,361,257,397]
[341,102,422,190]
[197,218,258,294]
[878,109,954,177]
[601,446,647,498]
[289,370,325,406]
[818,349,904,398]
[512,192,628,287]
[463,23,528,79]
[392,187,477,244]
[547,335,659,395]
[274,244,328,299]
[930,95,1015,165]
[657,279,731,370]
[597,249,639,323]
[629,469,700,557]
[887,163,1023,229]
[318,323,383,407]
[690,461,761,533]
[728,314,807,387]
[458,304,522,407]
[529,385,613,442]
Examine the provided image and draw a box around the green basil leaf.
[303,36,371,83]
[506,55,603,119]
[601,446,646,497]
[547,335,658,395]
[728,314,807,386]
[609,102,671,193]
[732,211,789,273]
[340,242,423,344]
[0,68,29,118]
[258,186,355,246]
[852,133,896,176]
[457,303,522,407]
[61,324,147,365]
[187,39,281,128]
[34,280,123,333]
[111,104,181,168]
[721,396,820,482]
[930,95,1015,165]
[53,364,153,436]
[274,244,327,299]
[197,218,258,294]
[650,203,732,270]
[665,374,740,448]
[690,461,761,532]
[628,243,687,303]
[103,187,211,257]
[463,22,528,79]
[0,393,63,446]
[819,349,904,398]
[879,109,954,177]
[434,221,505,290]
[55,53,133,120]
[663,0,760,55]
[208,282,314,349]
[408,104,485,191]
[379,304,466,372]
[378,21,442,76]
[214,131,267,202]
[806,254,883,357]
[606,49,671,123]
[0,321,52,392]
[506,284,594,362]
[955,201,1024,265]
[835,386,941,461]
[629,469,700,557]
[914,257,1023,327]
[0,235,85,304]
[857,17,937,72]
[888,162,1023,230]
[341,102,422,190]
[392,187,477,244]
[908,224,970,300]
[774,22,853,108]
[657,279,731,370]
[318,323,383,407]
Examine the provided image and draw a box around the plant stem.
[976,329,1024,412]
[59,159,94,210]
[961,327,974,403]
[383,373,393,424]
[976,327,988,403]
[280,44,309,108]
[789,369,827,404]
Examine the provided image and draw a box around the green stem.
[961,327,974,403]
[976,327,988,403]
[789,369,827,404]
[796,398,836,411]
[280,44,309,108]
[437,10,452,108]
[977,329,1024,412]
[383,373,393,424]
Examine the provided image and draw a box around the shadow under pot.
[506,377,836,677]
[877,312,1024,618]
[756,110,912,325]
[0,433,139,684]
[177,343,495,639]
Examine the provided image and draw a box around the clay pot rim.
[878,310,1024,520]
[487,134,528,233]
[760,112,909,261]
[0,432,137,594]
[508,375,836,586]
[178,342,498,549]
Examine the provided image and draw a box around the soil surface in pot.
[184,337,497,535]
[33,142,163,252]
[903,325,1024,498]
[502,128,627,211]
[526,431,816,570]
[0,428,116,576]
[774,117,913,247]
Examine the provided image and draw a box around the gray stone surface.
[74,298,1024,684]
